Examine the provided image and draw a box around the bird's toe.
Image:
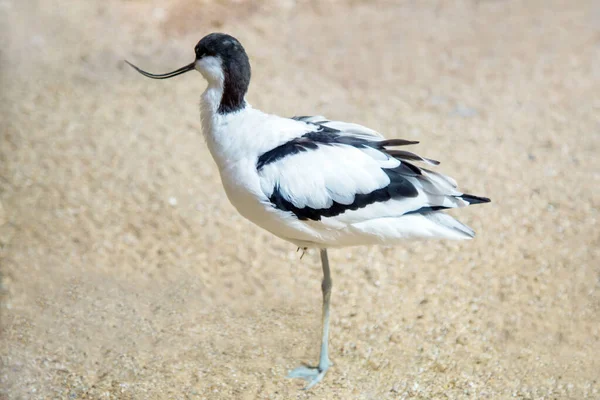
[287,364,329,390]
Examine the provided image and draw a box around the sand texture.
[1,0,599,398]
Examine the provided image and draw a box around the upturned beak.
[125,60,195,79]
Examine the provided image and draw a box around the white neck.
[200,81,224,138]
[197,56,226,141]
[200,82,252,171]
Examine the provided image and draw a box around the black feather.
[378,138,420,147]
[458,194,491,204]
[385,150,440,165]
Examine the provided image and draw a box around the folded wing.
[257,116,489,227]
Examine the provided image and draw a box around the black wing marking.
[257,125,419,171]
[268,165,419,221]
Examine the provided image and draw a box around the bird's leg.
[288,248,333,389]
[318,248,333,371]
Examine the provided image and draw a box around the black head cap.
[195,33,251,114]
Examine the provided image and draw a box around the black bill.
[125,60,195,79]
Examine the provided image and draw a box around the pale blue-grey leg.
[288,248,332,389]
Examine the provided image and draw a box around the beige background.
[1,0,599,398]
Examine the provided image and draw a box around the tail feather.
[458,194,491,205]
[422,212,475,239]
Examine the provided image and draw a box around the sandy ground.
[1,0,599,398]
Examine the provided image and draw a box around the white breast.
[200,91,324,244]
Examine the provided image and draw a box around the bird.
[126,32,490,390]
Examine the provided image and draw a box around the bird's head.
[127,33,251,113]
